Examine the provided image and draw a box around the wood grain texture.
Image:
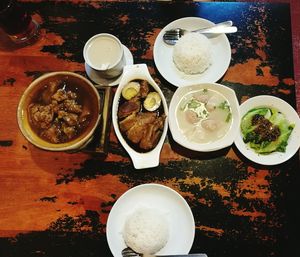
[239,0,300,115]
[0,1,299,257]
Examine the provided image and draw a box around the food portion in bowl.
[169,83,240,152]
[177,88,232,144]
[28,79,93,144]
[123,207,169,255]
[173,32,212,75]
[18,72,100,151]
[241,107,294,154]
[117,79,166,152]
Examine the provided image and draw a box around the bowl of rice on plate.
[173,32,212,75]
[106,184,195,257]
[123,207,169,255]
[154,17,232,87]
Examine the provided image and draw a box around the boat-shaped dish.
[112,64,168,169]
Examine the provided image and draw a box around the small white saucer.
[85,44,133,87]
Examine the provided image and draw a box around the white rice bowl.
[123,207,169,254]
[173,32,212,74]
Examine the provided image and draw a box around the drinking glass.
[0,0,39,44]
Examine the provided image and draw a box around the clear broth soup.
[176,88,232,144]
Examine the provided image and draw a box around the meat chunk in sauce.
[29,104,54,129]
[41,124,61,144]
[64,99,82,114]
[28,81,91,144]
[58,111,79,126]
[117,79,165,151]
[52,88,69,102]
[118,100,140,119]
[140,80,150,98]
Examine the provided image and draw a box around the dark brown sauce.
[27,78,96,144]
[118,79,165,153]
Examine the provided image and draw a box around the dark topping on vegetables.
[252,114,280,142]
[241,107,294,154]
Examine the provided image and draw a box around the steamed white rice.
[173,32,212,74]
[123,207,169,254]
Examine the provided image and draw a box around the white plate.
[234,95,300,165]
[85,44,133,87]
[169,83,240,152]
[106,183,195,257]
[153,17,232,87]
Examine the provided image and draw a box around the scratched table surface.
[0,1,299,257]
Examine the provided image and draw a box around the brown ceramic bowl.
[17,71,100,151]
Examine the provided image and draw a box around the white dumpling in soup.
[185,110,200,124]
[201,119,219,131]
[206,95,220,112]
[176,88,232,144]
[193,92,209,104]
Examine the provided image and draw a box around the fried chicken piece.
[126,122,146,144]
[119,113,138,132]
[124,112,157,146]
[140,115,165,150]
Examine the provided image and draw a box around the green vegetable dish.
[241,107,294,154]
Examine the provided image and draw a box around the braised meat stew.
[28,78,96,144]
[117,79,166,152]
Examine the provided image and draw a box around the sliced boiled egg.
[122,81,140,100]
[143,92,161,111]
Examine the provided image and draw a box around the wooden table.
[0,1,299,257]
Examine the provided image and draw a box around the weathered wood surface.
[0,1,299,257]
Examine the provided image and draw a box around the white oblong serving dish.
[169,82,240,152]
[234,95,300,165]
[112,64,168,169]
[106,183,195,257]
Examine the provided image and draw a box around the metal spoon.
[122,247,208,257]
[163,21,237,45]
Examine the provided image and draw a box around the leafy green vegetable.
[241,107,294,154]
[180,97,209,120]
[218,101,230,111]
[187,99,201,109]
[226,112,232,123]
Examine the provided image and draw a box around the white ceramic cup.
[83,33,126,79]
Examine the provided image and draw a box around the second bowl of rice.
[123,207,169,254]
[173,32,212,75]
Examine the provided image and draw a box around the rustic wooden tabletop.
[0,1,299,257]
